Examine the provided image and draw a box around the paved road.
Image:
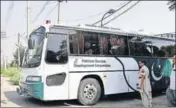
[1,77,173,108]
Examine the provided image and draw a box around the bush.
[1,68,5,75]
[1,67,19,77]
[1,67,20,85]
[10,73,20,85]
[13,45,25,67]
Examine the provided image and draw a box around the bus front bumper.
[16,82,44,100]
[16,86,30,97]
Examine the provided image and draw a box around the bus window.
[82,32,100,55]
[78,31,84,54]
[45,34,68,64]
[69,31,100,55]
[69,33,79,54]
[128,36,152,57]
[109,35,126,55]
[149,38,175,57]
[99,34,109,55]
[99,34,128,56]
[69,31,84,55]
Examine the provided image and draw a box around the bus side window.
[128,37,135,56]
[150,38,175,57]
[45,34,68,64]
[69,42,73,54]
[70,31,100,55]
[69,33,79,54]
[83,32,100,55]
[128,36,153,57]
[99,34,128,56]
[109,35,127,56]
[99,35,109,55]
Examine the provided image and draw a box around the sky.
[1,1,175,37]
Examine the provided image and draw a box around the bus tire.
[78,78,101,105]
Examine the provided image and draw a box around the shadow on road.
[4,90,165,107]
[4,91,74,107]
[102,91,165,101]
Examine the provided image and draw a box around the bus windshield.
[23,26,45,68]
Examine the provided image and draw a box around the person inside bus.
[138,60,152,107]
[46,50,57,63]
[84,42,93,55]
[107,39,112,55]
[108,37,119,55]
[166,55,176,107]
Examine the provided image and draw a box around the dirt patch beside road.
[1,77,20,107]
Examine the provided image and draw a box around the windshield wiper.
[27,62,40,68]
[22,56,41,68]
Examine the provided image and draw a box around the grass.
[1,67,20,85]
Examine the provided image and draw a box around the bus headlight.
[26,76,41,82]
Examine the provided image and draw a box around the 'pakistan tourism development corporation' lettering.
[74,59,111,67]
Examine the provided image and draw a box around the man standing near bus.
[138,60,152,107]
[166,55,176,107]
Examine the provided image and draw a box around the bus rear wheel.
[78,78,101,105]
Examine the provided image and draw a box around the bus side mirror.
[28,39,35,49]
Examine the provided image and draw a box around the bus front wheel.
[78,78,101,105]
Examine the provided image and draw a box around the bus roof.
[44,24,175,41]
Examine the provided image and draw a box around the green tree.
[13,45,25,67]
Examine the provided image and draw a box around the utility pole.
[4,56,7,69]
[57,1,61,24]
[57,0,67,24]
[27,1,28,39]
[2,54,6,69]
[17,33,20,67]
[26,1,31,40]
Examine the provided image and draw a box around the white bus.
[17,23,175,105]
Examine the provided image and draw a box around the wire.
[63,11,106,22]
[6,1,14,21]
[33,1,56,7]
[5,1,14,29]
[35,1,130,24]
[43,3,58,20]
[32,1,50,23]
[92,1,132,25]
[103,1,140,26]
[61,2,130,23]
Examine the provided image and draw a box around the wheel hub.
[84,84,97,100]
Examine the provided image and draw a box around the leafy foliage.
[13,45,25,67]
[10,72,20,85]
[1,67,18,77]
[1,67,20,85]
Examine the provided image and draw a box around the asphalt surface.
[1,77,174,108]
